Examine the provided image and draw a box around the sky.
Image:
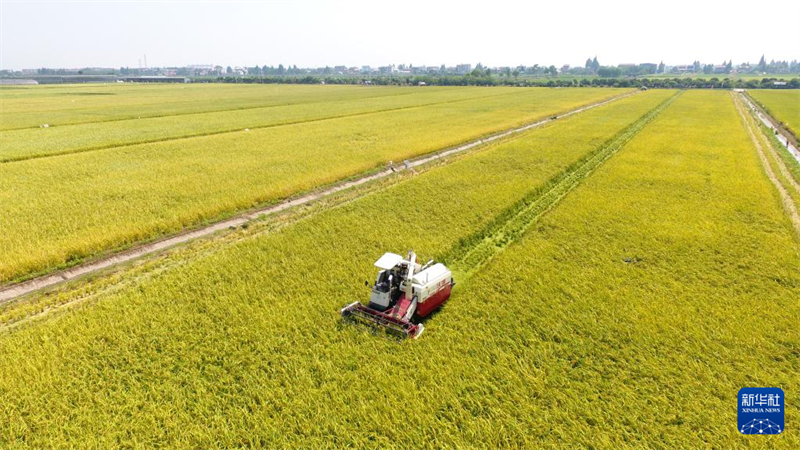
[1,0,798,70]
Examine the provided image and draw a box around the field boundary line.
[738,92,800,190]
[0,90,637,303]
[734,93,800,238]
[740,91,800,164]
[443,91,681,276]
[2,89,530,162]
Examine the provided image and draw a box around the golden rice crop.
[0,86,628,282]
[457,90,799,448]
[0,90,678,448]
[0,83,426,130]
[1,86,507,161]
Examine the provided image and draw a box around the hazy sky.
[1,0,798,70]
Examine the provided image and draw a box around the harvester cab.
[341,250,455,339]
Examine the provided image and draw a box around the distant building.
[455,64,472,74]
[0,79,38,85]
[713,65,728,74]
[121,76,190,83]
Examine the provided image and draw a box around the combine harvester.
[340,251,455,339]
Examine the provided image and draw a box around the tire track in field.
[442,91,682,277]
[2,89,533,163]
[734,93,800,238]
[0,91,638,303]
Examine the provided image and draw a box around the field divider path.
[0,90,637,303]
[735,93,800,237]
[444,91,682,276]
[741,91,800,164]
[2,89,526,163]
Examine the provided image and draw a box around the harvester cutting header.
[340,251,455,339]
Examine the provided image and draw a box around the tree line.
[205,75,800,89]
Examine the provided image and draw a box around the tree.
[597,66,621,78]
[758,54,767,72]
[226,66,233,74]
[726,60,733,72]
[277,64,286,75]
[658,61,665,73]
[591,56,600,72]
[585,58,593,70]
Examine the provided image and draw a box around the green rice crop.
[0,86,627,282]
[0,90,676,448]
[748,89,800,137]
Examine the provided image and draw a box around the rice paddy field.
[1,84,798,449]
[0,84,627,283]
[748,89,800,137]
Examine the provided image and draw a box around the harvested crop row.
[0,91,677,448]
[1,87,521,162]
[452,90,800,448]
[0,87,628,282]
[445,91,680,275]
